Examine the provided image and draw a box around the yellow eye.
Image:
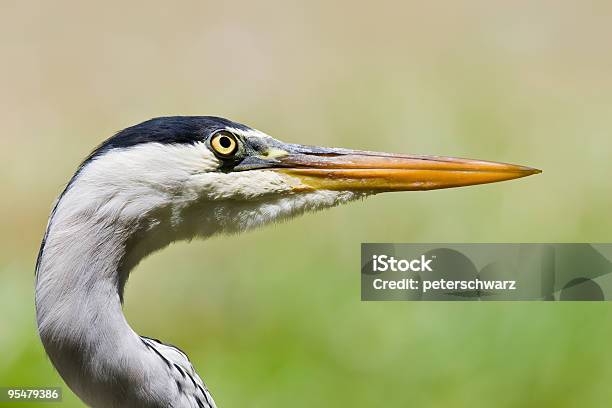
[210,132,238,158]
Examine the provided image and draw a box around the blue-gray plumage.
[35,116,539,407]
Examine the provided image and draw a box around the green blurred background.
[1,1,611,407]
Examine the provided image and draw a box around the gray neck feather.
[35,184,176,404]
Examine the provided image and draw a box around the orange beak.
[269,149,540,192]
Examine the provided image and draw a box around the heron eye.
[210,132,238,158]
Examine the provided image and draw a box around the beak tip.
[524,167,542,176]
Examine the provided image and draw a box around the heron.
[35,116,540,407]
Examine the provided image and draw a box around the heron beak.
[268,146,541,192]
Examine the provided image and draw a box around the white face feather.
[55,138,365,243]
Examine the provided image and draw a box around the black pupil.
[219,136,232,149]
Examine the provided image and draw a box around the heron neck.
[34,195,157,399]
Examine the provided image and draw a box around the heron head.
[69,116,539,237]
